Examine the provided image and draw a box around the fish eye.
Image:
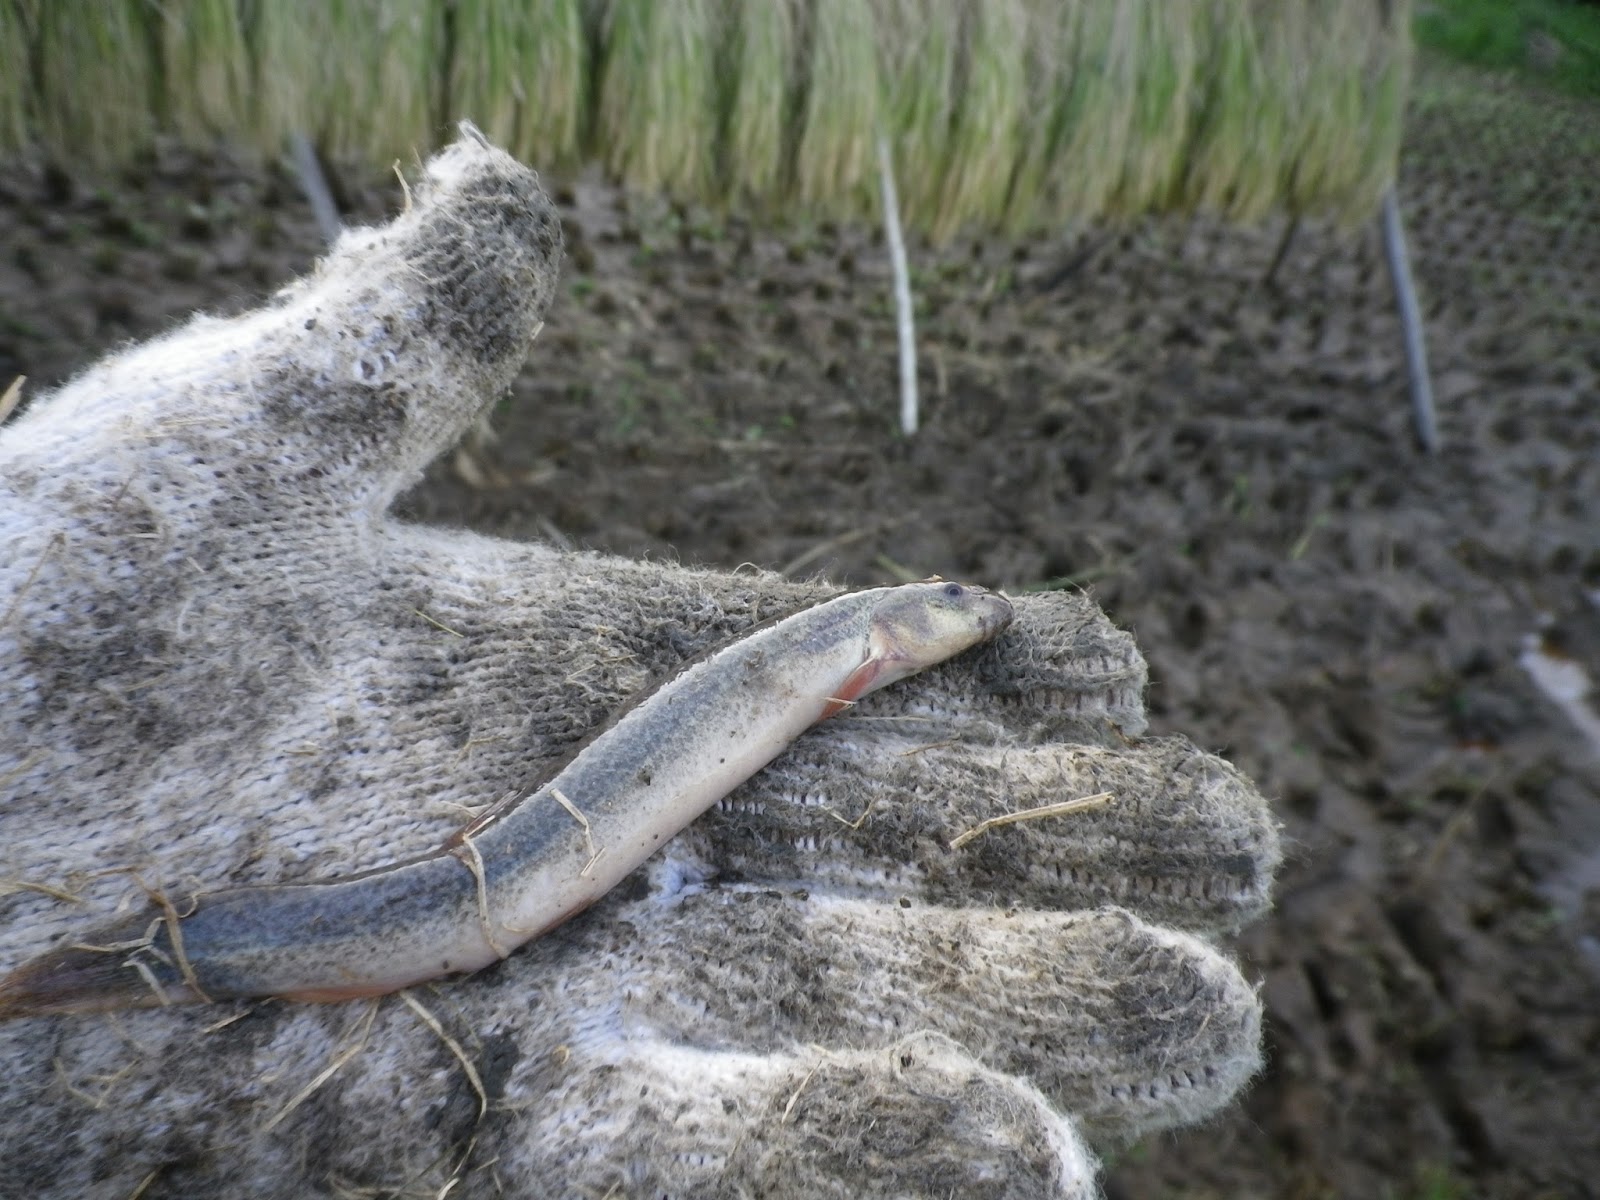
[942,582,965,600]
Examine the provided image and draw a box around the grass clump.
[874,0,958,231]
[596,0,721,198]
[1053,0,1140,218]
[1050,0,1203,217]
[159,0,249,143]
[1112,0,1200,213]
[449,0,585,169]
[0,0,32,154]
[719,0,795,206]
[1178,0,1412,225]
[322,0,440,162]
[1180,0,1287,220]
[250,0,440,161]
[1281,0,1413,220]
[935,0,1027,237]
[794,0,880,219]
[241,0,320,147]
[1000,1,1082,233]
[31,0,157,164]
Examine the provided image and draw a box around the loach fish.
[1,580,1012,1018]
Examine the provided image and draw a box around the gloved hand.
[0,128,1279,1199]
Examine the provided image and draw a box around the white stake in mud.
[878,133,919,436]
[1380,187,1437,453]
[291,131,343,246]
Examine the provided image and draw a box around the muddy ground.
[2,62,1597,1200]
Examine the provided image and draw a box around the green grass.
[250,0,441,161]
[160,0,249,142]
[1387,1161,1473,1200]
[321,0,440,162]
[0,0,28,153]
[876,0,958,231]
[1199,0,1285,219]
[1113,0,1199,213]
[1284,0,1412,219]
[1416,0,1600,96]
[1050,0,1131,218]
[0,0,1417,233]
[31,0,157,164]
[935,0,1027,237]
[1000,1,1080,232]
[794,0,880,218]
[596,0,720,197]
[719,0,794,205]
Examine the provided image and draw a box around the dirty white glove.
[0,129,1279,1199]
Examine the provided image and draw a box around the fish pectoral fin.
[820,651,901,721]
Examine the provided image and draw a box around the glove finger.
[372,539,1147,754]
[363,539,1140,763]
[874,589,1149,740]
[698,728,1280,934]
[504,1036,1096,1199]
[0,874,1246,1192]
[1,999,1094,1199]
[533,891,1261,1143]
[4,128,559,510]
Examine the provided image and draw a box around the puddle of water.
[1520,603,1600,973]
[1519,632,1600,757]
[1521,593,1600,759]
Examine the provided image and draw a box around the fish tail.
[0,916,200,1020]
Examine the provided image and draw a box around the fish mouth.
[979,590,1016,638]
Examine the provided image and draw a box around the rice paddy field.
[2,3,1600,1197]
[0,0,1412,231]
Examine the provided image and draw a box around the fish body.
[1,580,1011,1016]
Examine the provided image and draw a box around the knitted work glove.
[0,129,1279,1199]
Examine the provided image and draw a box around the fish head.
[865,579,1014,687]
